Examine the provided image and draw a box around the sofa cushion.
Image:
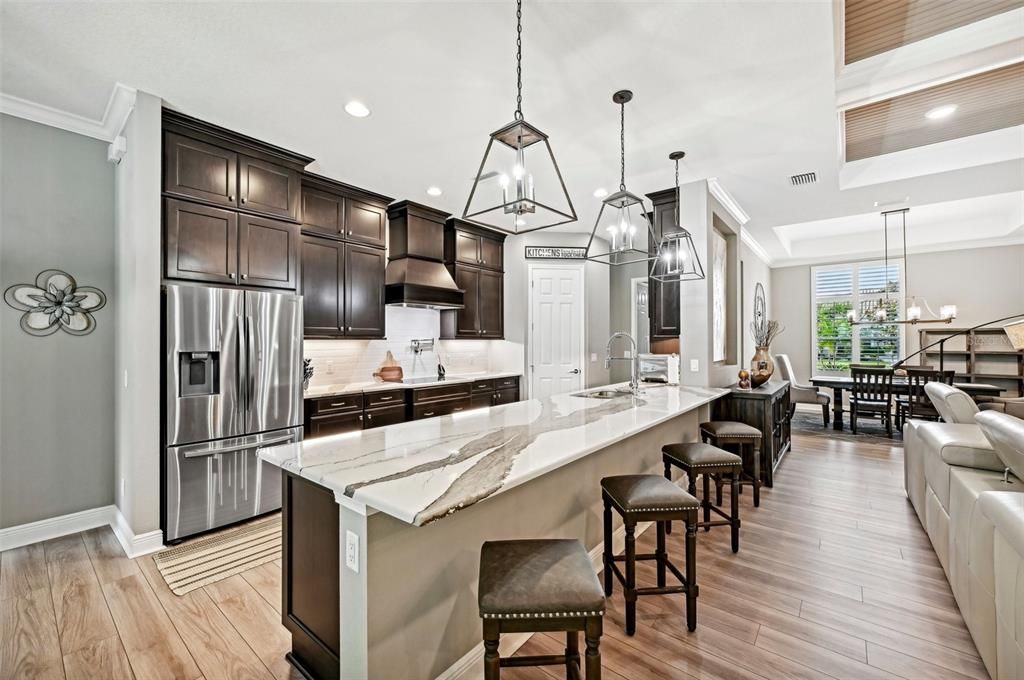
[979,492,1024,679]
[922,424,1001,513]
[926,383,980,424]
[977,410,1024,482]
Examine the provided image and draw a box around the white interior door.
[529,264,585,399]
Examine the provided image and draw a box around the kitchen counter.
[302,370,523,399]
[260,382,726,680]
[262,383,726,526]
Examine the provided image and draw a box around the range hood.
[384,201,464,310]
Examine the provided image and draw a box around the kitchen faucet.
[605,331,641,395]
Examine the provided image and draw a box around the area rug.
[791,408,903,444]
[154,514,281,595]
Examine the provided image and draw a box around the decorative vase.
[750,346,774,388]
[373,350,404,383]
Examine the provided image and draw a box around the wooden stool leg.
[483,620,500,680]
[751,443,761,508]
[602,499,613,597]
[730,469,740,553]
[625,522,637,636]
[702,474,711,531]
[685,514,698,632]
[585,617,602,680]
[656,521,667,588]
[715,473,723,507]
[566,631,580,673]
[664,460,673,535]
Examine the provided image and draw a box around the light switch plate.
[591,353,597,362]
[345,530,359,573]
[690,359,699,372]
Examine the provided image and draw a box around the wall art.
[4,269,107,337]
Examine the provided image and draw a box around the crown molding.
[741,229,773,266]
[769,233,1024,269]
[0,82,137,143]
[707,177,750,226]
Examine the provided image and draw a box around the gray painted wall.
[0,114,115,528]
[770,244,1024,385]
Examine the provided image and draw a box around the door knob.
[569,368,581,374]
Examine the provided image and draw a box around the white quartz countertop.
[261,383,727,525]
[303,371,523,398]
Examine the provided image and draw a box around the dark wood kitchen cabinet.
[646,188,681,339]
[163,111,310,224]
[238,214,298,289]
[164,198,239,284]
[712,381,792,487]
[301,173,389,248]
[300,236,386,339]
[441,219,506,339]
[298,173,392,339]
[344,244,386,337]
[165,198,297,288]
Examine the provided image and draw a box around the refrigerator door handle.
[247,315,256,409]
[236,313,245,423]
[182,433,296,459]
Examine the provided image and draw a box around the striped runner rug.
[154,514,281,595]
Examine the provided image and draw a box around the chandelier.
[651,151,705,282]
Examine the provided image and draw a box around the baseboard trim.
[0,505,164,558]
[0,505,115,552]
[434,520,656,680]
[110,508,165,558]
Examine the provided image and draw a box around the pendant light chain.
[619,101,626,191]
[674,157,681,231]
[514,0,524,121]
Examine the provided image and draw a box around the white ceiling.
[2,1,1022,263]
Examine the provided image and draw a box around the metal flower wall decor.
[4,269,107,337]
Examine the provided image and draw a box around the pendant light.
[849,208,957,325]
[651,151,705,282]
[462,0,577,235]
[585,90,658,266]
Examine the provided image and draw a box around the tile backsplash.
[304,306,524,389]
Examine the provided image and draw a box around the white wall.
[504,231,611,390]
[740,238,772,370]
[770,243,1024,384]
[113,91,163,536]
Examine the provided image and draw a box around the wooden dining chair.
[897,368,956,430]
[850,366,895,437]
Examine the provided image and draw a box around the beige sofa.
[904,386,1024,679]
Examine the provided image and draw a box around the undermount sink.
[572,388,633,399]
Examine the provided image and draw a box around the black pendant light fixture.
[462,0,577,235]
[651,151,705,282]
[585,90,658,266]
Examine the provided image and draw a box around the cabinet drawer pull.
[358,414,363,421]
[453,407,463,412]
[378,395,394,401]
[241,274,248,280]
[423,411,435,417]
[241,196,247,204]
[329,401,349,407]
[229,272,236,279]
[366,413,373,420]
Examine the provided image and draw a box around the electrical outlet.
[345,530,359,573]
[590,353,597,362]
[690,359,699,373]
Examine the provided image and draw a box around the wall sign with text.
[524,246,587,260]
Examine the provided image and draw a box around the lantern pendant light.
[651,151,705,282]
[462,0,577,235]
[585,90,658,266]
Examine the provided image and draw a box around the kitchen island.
[259,383,728,680]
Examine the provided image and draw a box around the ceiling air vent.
[790,172,817,186]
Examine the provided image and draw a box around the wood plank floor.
[1,427,988,680]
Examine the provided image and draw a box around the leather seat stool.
[699,421,762,507]
[662,443,744,552]
[601,475,699,635]
[479,539,604,680]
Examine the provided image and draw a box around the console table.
[712,381,791,487]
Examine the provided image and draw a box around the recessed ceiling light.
[593,188,608,198]
[345,101,371,118]
[925,104,957,120]
[426,186,443,197]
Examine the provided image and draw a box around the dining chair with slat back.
[897,368,956,430]
[850,365,895,437]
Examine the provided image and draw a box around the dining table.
[809,375,1004,431]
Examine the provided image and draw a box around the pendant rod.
[514,0,524,121]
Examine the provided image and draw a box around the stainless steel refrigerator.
[163,284,303,542]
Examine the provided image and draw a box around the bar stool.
[700,421,762,507]
[601,475,699,635]
[479,539,604,680]
[662,443,743,552]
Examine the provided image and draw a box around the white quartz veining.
[260,383,727,526]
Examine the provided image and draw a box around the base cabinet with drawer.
[303,377,521,439]
[711,381,792,487]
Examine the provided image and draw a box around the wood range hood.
[384,200,465,310]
